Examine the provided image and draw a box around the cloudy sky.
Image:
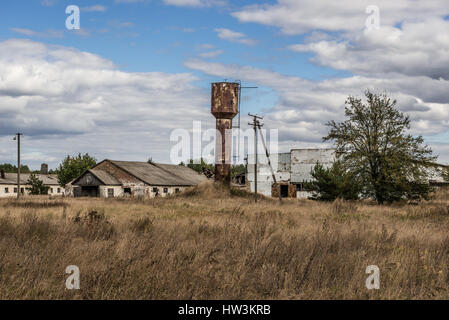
[1,0,449,169]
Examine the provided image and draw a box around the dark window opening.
[14,188,17,193]
[163,188,168,193]
[20,188,24,194]
[152,187,158,193]
[175,188,180,193]
[124,188,131,194]
[280,185,289,198]
[57,188,61,193]
[108,188,114,198]
[50,188,53,193]
[5,187,9,193]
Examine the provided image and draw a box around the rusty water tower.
[211,82,239,185]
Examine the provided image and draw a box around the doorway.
[280,185,289,198]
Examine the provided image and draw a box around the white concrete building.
[0,169,62,198]
[247,148,336,199]
[247,148,449,199]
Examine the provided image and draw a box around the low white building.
[0,167,62,198]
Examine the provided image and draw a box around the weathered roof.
[107,160,207,186]
[154,163,207,185]
[0,173,59,185]
[89,169,121,185]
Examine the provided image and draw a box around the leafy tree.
[26,173,49,195]
[57,153,97,187]
[180,159,246,178]
[324,90,435,204]
[231,164,246,178]
[306,162,361,201]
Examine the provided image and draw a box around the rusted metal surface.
[211,82,239,185]
[211,82,239,119]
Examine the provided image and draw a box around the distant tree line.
[179,158,245,178]
[0,163,31,173]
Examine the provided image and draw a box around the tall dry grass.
[1,182,449,299]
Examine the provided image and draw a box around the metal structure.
[13,133,22,199]
[211,82,239,185]
[248,114,281,203]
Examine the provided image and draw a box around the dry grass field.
[1,181,449,299]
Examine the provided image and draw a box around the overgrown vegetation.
[1,182,449,299]
[25,173,49,195]
[306,162,360,201]
[180,158,245,178]
[57,153,96,187]
[324,90,435,204]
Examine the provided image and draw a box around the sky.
[0,0,449,170]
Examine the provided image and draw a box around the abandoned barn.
[0,164,63,198]
[69,159,206,198]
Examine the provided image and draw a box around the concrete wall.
[99,185,124,198]
[247,152,291,197]
[73,185,189,198]
[0,184,63,198]
[291,149,335,183]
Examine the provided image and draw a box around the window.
[124,188,131,194]
[50,188,53,193]
[57,188,61,193]
[175,188,180,193]
[152,187,158,193]
[163,188,168,193]
[108,188,114,198]
[14,188,17,193]
[5,187,9,193]
[20,188,24,194]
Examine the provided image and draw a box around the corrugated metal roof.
[108,160,206,186]
[0,173,59,185]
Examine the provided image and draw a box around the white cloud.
[198,49,224,58]
[214,28,256,45]
[163,0,227,7]
[0,39,213,169]
[232,0,449,35]
[10,28,63,38]
[81,5,107,12]
[289,18,449,80]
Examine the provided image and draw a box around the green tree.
[306,162,361,201]
[26,173,49,195]
[57,153,97,187]
[0,163,31,173]
[231,164,246,178]
[182,158,214,174]
[324,90,435,204]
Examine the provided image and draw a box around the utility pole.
[248,114,282,203]
[14,133,22,199]
[256,121,282,203]
[248,113,263,203]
